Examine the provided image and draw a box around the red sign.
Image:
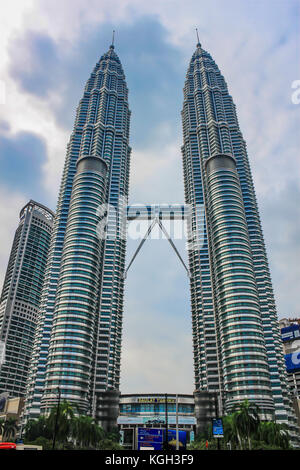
[0,442,17,450]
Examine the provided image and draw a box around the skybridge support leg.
[124,218,190,279]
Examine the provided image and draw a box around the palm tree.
[47,400,75,447]
[59,400,75,421]
[24,415,52,441]
[232,400,260,449]
[3,417,18,441]
[223,414,238,449]
[72,415,104,449]
[106,427,120,443]
[256,421,290,449]
[0,418,5,440]
[23,401,107,450]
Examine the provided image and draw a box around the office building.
[0,201,54,397]
[181,41,296,435]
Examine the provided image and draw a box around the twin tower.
[21,41,292,430]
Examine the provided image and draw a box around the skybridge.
[124,204,191,279]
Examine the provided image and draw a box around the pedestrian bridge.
[126,204,190,221]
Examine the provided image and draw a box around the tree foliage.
[190,400,291,450]
[0,417,18,441]
[23,401,121,450]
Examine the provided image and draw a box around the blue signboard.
[281,324,300,342]
[285,353,300,372]
[165,430,187,449]
[212,419,224,438]
[137,428,187,450]
[137,428,163,450]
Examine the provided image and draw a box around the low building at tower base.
[118,393,195,450]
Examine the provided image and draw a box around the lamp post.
[52,387,61,450]
[164,393,169,450]
[213,389,228,450]
[176,394,179,451]
[214,393,221,450]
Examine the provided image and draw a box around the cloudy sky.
[0,0,299,394]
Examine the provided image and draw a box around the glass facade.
[118,394,195,427]
[181,42,297,434]
[0,201,54,397]
[120,403,194,414]
[42,156,108,414]
[24,44,131,422]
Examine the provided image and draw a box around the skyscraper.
[24,43,131,422]
[182,41,295,431]
[0,200,54,397]
[22,35,297,442]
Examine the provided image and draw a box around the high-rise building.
[118,393,195,450]
[181,41,296,434]
[22,37,298,442]
[24,43,131,422]
[0,200,54,397]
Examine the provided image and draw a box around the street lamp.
[164,393,169,450]
[52,387,61,450]
[212,389,228,450]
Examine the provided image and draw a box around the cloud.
[6,14,187,204]
[260,181,300,317]
[8,16,185,142]
[10,32,59,98]
[0,126,48,200]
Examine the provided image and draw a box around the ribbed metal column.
[205,154,274,417]
[41,156,107,414]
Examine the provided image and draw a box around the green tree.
[99,438,123,450]
[189,400,291,451]
[23,400,123,450]
[2,417,18,441]
[24,415,52,441]
[256,421,290,450]
[105,427,120,443]
[25,436,53,450]
[232,400,260,449]
[72,415,104,449]
[47,400,75,447]
[0,418,5,440]
[222,414,239,449]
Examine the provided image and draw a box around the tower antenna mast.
[112,30,115,47]
[196,28,200,45]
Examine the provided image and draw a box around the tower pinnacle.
[110,29,115,49]
[195,28,201,48]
